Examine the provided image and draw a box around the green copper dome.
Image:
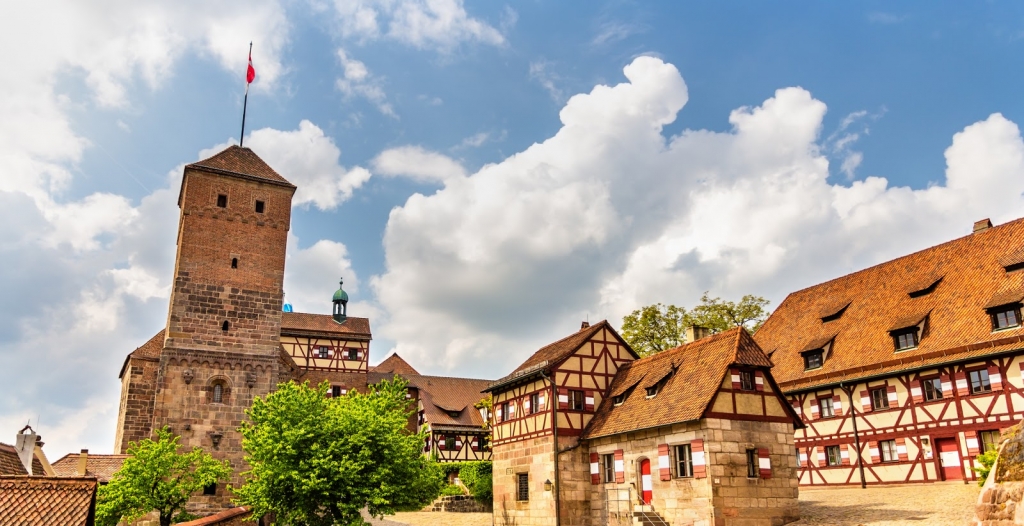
[332,278,349,303]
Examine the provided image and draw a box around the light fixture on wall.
[543,479,552,492]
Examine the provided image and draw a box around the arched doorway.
[639,458,653,504]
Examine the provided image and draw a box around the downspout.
[841,383,867,489]
[540,370,560,526]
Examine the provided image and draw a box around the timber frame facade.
[755,216,1024,486]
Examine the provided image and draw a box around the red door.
[640,459,653,504]
[936,438,963,481]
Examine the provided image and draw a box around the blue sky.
[5,1,1024,455]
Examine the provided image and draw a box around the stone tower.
[152,145,295,509]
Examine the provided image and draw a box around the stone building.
[755,217,1024,486]
[485,322,802,526]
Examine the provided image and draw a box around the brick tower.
[153,145,295,509]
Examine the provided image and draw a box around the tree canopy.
[234,377,442,525]
[95,428,231,526]
[620,293,770,356]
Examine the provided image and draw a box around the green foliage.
[95,427,231,526]
[435,461,492,503]
[620,294,771,357]
[440,484,466,497]
[976,449,999,486]
[235,378,443,525]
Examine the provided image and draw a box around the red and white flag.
[246,50,256,84]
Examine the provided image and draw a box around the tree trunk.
[160,511,172,526]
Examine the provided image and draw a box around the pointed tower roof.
[186,145,295,188]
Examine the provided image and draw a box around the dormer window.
[991,306,1021,331]
[645,385,659,398]
[887,312,929,352]
[613,393,626,406]
[803,350,824,371]
[447,410,460,418]
[892,329,919,351]
[820,302,850,323]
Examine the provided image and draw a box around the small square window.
[675,444,693,478]
[347,348,359,361]
[992,307,1021,330]
[602,453,615,483]
[739,370,755,391]
[318,346,330,358]
[804,350,824,370]
[819,397,834,418]
[445,436,456,450]
[826,445,841,466]
[569,390,585,411]
[746,449,758,478]
[871,387,889,410]
[530,393,540,414]
[255,200,265,214]
[879,439,897,462]
[516,473,529,501]
[969,369,992,394]
[923,378,943,401]
[216,194,227,208]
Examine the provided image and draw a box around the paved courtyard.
[385,483,980,526]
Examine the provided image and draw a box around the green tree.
[620,294,771,357]
[95,428,231,526]
[234,378,442,525]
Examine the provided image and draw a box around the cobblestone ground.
[385,512,492,526]
[793,482,981,525]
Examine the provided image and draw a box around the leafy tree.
[235,378,443,525]
[621,294,771,357]
[96,428,232,526]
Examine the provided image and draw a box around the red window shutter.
[730,368,741,390]
[910,379,923,404]
[810,402,820,420]
[989,365,1004,391]
[842,445,852,466]
[869,442,880,464]
[614,449,625,483]
[895,438,909,461]
[758,448,771,479]
[790,400,803,419]
[495,404,502,423]
[590,452,600,484]
[692,440,706,478]
[966,430,980,455]
[886,385,898,406]
[832,395,843,417]
[658,444,671,481]
[941,374,953,398]
[860,390,872,412]
[955,371,969,397]
[538,393,547,412]
[471,438,480,452]
[584,391,595,412]
[754,370,765,391]
[815,447,824,467]
[558,389,569,410]
[438,437,446,451]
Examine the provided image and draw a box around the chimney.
[580,321,590,330]
[14,426,37,475]
[685,326,710,343]
[974,218,993,233]
[77,449,88,476]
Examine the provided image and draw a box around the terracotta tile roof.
[177,506,252,525]
[404,375,493,429]
[280,313,371,338]
[583,328,775,439]
[755,216,1024,392]
[186,145,294,187]
[371,354,420,375]
[0,476,97,525]
[0,444,31,476]
[51,454,128,483]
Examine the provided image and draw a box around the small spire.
[332,277,349,323]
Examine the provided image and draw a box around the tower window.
[213,383,224,403]
[231,258,238,269]
[221,321,230,331]
[255,200,265,213]
[217,194,227,208]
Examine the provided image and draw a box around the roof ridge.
[538,320,607,351]
[406,373,494,382]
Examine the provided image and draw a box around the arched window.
[213,382,224,403]
[222,321,230,331]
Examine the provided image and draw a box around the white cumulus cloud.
[327,0,505,51]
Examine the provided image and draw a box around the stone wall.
[492,435,557,526]
[424,495,492,513]
[114,356,159,453]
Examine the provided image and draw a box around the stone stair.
[633,505,670,526]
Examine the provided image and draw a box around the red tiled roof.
[0,443,45,476]
[755,216,1024,392]
[51,454,128,483]
[280,313,371,338]
[187,146,294,187]
[405,375,493,429]
[0,476,97,525]
[371,354,420,376]
[177,506,252,525]
[583,328,777,439]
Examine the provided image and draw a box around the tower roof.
[333,279,349,303]
[186,145,294,188]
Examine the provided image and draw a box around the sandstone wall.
[492,435,557,526]
[114,356,159,453]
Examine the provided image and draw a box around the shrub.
[433,461,493,503]
[440,484,466,497]
[976,449,998,487]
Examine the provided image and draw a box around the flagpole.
[240,41,252,147]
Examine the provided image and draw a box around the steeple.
[332,278,349,323]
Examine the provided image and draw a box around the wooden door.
[639,458,653,504]
[936,438,962,481]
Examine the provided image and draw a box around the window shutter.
[584,391,595,412]
[538,393,546,411]
[842,445,852,466]
[815,447,824,467]
[966,430,980,455]
[754,370,765,391]
[791,401,802,418]
[424,437,430,453]
[472,438,480,452]
[455,438,463,449]
[590,453,600,485]
[558,389,569,410]
[832,395,843,417]
[989,365,1004,391]
[910,379,924,404]
[810,403,820,420]
[691,440,706,478]
[895,438,909,461]
[955,371,970,397]
[869,442,880,464]
[614,449,625,483]
[886,385,898,406]
[495,404,502,423]
[658,444,671,481]
[438,437,446,451]
[357,350,364,359]
[758,448,771,479]
[941,375,953,397]
[509,401,516,418]
[730,368,742,390]
[798,449,807,468]
[860,390,872,412]
[523,398,531,414]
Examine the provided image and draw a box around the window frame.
[674,444,693,478]
[739,370,755,391]
[870,387,889,410]
[568,389,585,411]
[745,449,758,478]
[922,377,944,402]
[332,385,342,398]
[255,200,265,214]
[892,328,919,351]
[803,350,824,371]
[445,436,456,451]
[516,473,529,501]
[212,382,224,404]
[879,439,898,462]
[990,305,1022,331]
[529,393,540,415]
[347,348,359,361]
[501,402,512,422]
[318,346,330,359]
[216,194,227,208]
[825,445,842,467]
[980,430,1001,453]
[818,397,835,418]
[968,368,992,394]
[601,453,615,483]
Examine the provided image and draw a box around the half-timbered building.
[486,322,802,526]
[754,217,1024,486]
